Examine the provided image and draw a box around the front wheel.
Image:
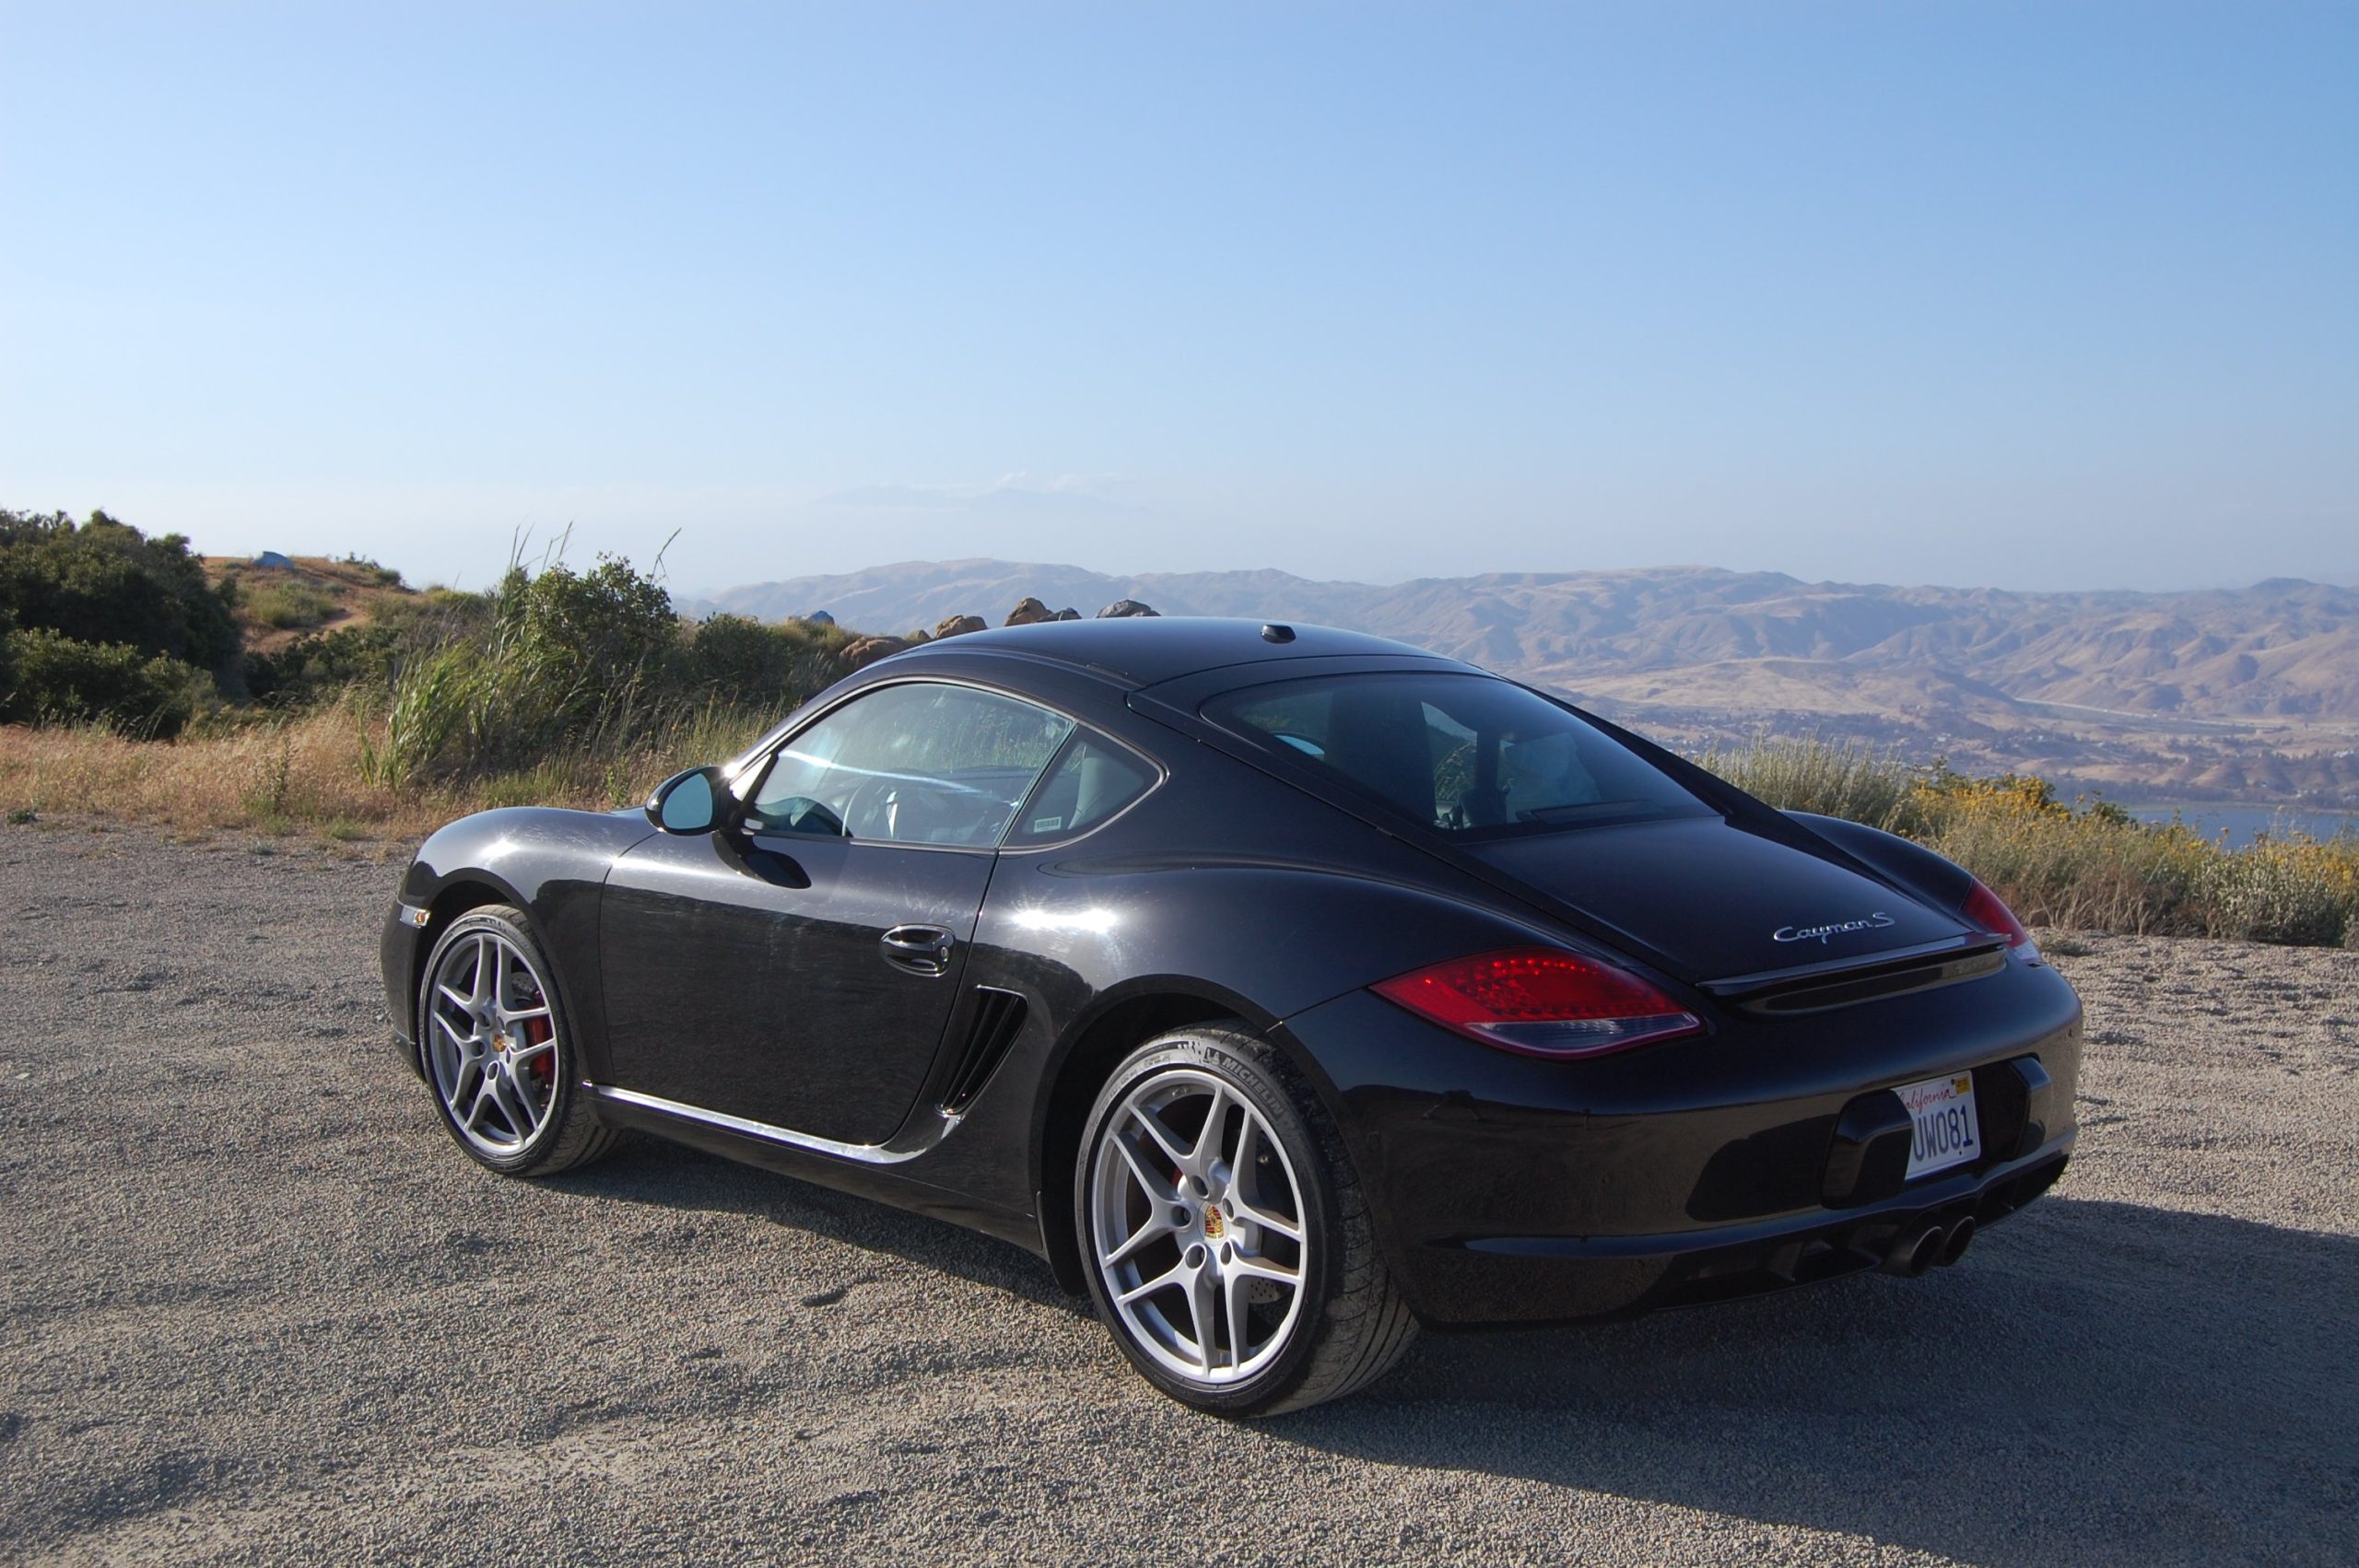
[1076,1024,1418,1415]
[417,904,616,1176]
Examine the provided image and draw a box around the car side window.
[745,683,1074,848]
[1003,732,1158,847]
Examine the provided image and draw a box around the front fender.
[382,807,660,1077]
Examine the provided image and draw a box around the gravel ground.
[1,820,2354,1565]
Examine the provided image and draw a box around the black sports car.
[381,617,2082,1414]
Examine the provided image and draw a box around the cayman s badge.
[1773,911,1898,944]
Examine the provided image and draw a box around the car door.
[598,679,1074,1147]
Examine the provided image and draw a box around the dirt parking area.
[1,822,2354,1564]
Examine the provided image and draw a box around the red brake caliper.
[521,985,555,1085]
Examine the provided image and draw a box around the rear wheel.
[417,905,616,1176]
[1076,1023,1418,1415]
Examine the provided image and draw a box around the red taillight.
[1371,947,1703,1059]
[1962,880,2042,961]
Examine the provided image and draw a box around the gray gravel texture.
[1,821,2354,1565]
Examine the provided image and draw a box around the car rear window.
[1203,672,1716,837]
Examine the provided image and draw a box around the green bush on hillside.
[245,624,405,706]
[0,509,241,675]
[367,556,858,788]
[675,613,854,703]
[0,626,211,737]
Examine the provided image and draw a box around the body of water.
[2124,802,2359,848]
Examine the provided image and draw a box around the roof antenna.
[1261,623,1297,643]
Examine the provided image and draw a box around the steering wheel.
[761,795,846,838]
[840,777,900,840]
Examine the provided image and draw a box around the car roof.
[892,616,1461,688]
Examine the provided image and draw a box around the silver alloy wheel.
[1088,1067,1309,1385]
[425,930,560,1158]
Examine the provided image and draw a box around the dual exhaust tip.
[1881,1215,1977,1278]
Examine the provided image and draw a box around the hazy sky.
[4,3,2353,597]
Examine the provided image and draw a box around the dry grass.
[6,548,848,847]
[0,699,777,845]
[11,717,2355,949]
[1704,736,2359,948]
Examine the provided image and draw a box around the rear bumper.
[1279,957,2084,1325]
[1408,1141,2070,1325]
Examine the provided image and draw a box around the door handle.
[879,924,956,977]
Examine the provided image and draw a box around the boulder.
[804,609,837,626]
[1053,607,1082,621]
[1004,597,1054,626]
[1097,599,1158,618]
[903,627,932,644]
[839,636,912,669]
[933,614,989,639]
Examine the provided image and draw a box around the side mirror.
[646,766,729,835]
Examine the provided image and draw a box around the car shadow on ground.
[550,1134,1091,1317]
[1276,1197,2359,1564]
[552,1144,2355,1563]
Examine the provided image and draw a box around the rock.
[904,628,932,644]
[839,636,912,669]
[933,614,988,639]
[804,610,836,626]
[1053,607,1082,621]
[1005,597,1054,626]
[1097,599,1158,618]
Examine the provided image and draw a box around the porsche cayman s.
[381,617,2083,1414]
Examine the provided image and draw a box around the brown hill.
[203,555,415,652]
[698,562,2359,804]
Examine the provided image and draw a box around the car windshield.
[1203,672,1716,837]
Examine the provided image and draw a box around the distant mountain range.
[695,561,2359,805]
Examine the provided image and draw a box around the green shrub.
[241,579,340,630]
[2197,848,2348,946]
[0,509,241,674]
[1,626,211,737]
[363,555,858,789]
[676,613,854,708]
[245,624,403,706]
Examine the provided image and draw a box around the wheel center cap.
[1202,1207,1226,1241]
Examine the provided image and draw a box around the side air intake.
[942,987,1027,1114]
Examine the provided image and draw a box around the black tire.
[1075,1022,1418,1415]
[415,904,616,1177]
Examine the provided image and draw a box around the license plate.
[1897,1071,1981,1180]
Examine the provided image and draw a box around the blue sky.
[3,3,2353,596]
